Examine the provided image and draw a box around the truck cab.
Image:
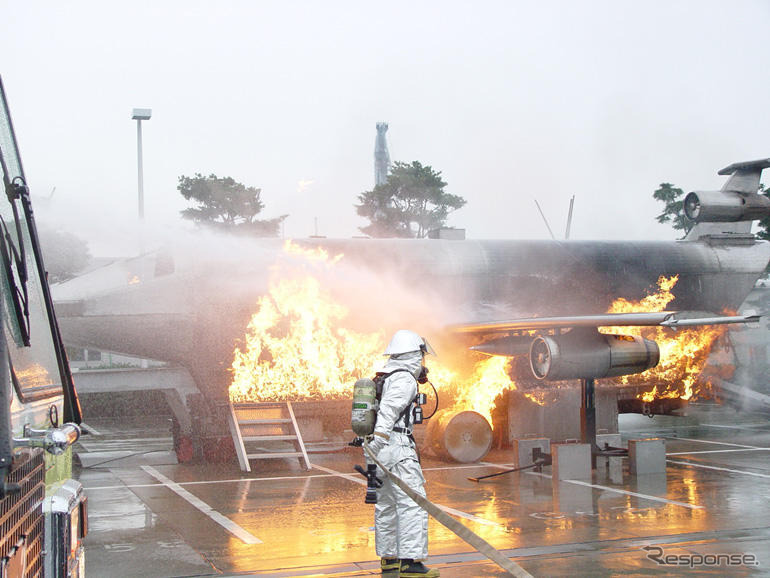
[0,77,86,577]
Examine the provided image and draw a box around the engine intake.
[529,330,659,381]
[684,190,770,223]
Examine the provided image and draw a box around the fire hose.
[363,440,533,578]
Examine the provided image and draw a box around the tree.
[355,161,466,238]
[178,173,287,236]
[653,182,692,237]
[38,227,91,283]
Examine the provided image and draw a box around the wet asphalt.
[76,409,770,577]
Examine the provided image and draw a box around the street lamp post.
[131,108,152,220]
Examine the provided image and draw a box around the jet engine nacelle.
[684,190,770,223]
[529,330,660,381]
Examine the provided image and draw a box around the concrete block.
[513,437,550,468]
[628,438,666,475]
[552,442,591,480]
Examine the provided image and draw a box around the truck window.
[0,81,64,401]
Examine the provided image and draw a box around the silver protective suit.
[368,351,428,560]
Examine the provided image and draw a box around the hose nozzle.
[354,463,382,504]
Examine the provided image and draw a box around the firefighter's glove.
[365,432,388,464]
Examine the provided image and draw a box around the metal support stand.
[580,378,628,468]
[580,378,598,468]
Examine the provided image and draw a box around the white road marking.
[87,473,339,491]
[664,436,760,449]
[666,448,770,456]
[86,463,495,491]
[141,465,262,545]
[526,471,704,510]
[310,463,500,527]
[480,461,515,469]
[667,459,770,479]
[311,463,363,484]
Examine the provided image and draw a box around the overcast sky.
[2,1,769,255]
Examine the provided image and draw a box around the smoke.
[52,223,770,419]
[715,284,770,412]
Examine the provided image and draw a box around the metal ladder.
[228,401,310,472]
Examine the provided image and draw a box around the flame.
[446,357,517,423]
[604,275,725,401]
[228,256,724,426]
[608,275,678,313]
[229,274,383,402]
[229,242,516,424]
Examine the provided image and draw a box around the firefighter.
[367,329,439,577]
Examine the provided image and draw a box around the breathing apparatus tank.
[351,378,378,436]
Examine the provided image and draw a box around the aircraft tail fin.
[718,158,770,194]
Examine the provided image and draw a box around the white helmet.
[383,330,436,356]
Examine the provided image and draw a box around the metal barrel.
[424,409,493,463]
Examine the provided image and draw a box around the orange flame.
[446,357,517,423]
[604,275,725,401]
[228,243,515,424]
[229,273,383,402]
[608,274,678,313]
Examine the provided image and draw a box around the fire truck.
[0,77,86,576]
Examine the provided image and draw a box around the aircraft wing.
[448,311,761,335]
